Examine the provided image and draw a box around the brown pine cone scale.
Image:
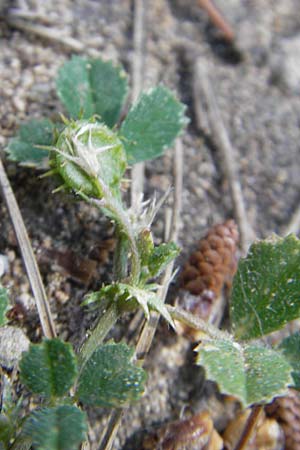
[266,389,300,450]
[176,220,239,337]
[181,219,239,299]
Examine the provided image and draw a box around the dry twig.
[7,17,87,54]
[193,60,254,254]
[283,203,300,236]
[0,156,56,339]
[233,405,263,450]
[130,0,147,210]
[8,7,55,25]
[198,0,235,42]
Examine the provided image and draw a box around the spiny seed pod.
[50,119,127,198]
[141,411,223,450]
[266,389,300,450]
[176,220,239,339]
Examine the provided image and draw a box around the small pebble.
[0,254,9,278]
[0,326,30,370]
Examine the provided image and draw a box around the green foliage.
[56,56,128,127]
[0,285,9,326]
[0,415,12,447]
[195,338,293,408]
[138,230,180,280]
[8,57,188,171]
[52,119,127,199]
[87,283,174,326]
[6,119,55,166]
[77,342,146,407]
[230,235,300,340]
[22,406,87,450]
[5,55,189,448]
[120,86,188,164]
[279,332,300,389]
[20,339,77,399]
[147,242,180,278]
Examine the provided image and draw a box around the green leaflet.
[56,56,128,127]
[20,339,78,399]
[230,235,300,340]
[147,242,180,278]
[76,342,146,407]
[22,406,87,450]
[279,332,300,389]
[120,86,188,164]
[0,285,9,326]
[195,338,293,408]
[0,415,12,447]
[6,119,55,166]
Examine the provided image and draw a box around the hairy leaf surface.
[231,235,300,340]
[20,339,77,398]
[195,338,292,407]
[56,56,128,126]
[77,342,146,407]
[279,332,300,389]
[6,119,55,166]
[23,406,86,450]
[120,86,188,164]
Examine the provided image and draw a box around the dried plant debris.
[266,388,300,450]
[223,409,284,450]
[141,411,223,450]
[176,220,239,340]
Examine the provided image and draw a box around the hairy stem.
[80,178,141,284]
[113,231,129,281]
[78,302,120,372]
[167,304,231,341]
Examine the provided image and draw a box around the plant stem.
[113,231,129,281]
[78,302,120,371]
[233,405,263,450]
[167,304,231,341]
[82,178,141,284]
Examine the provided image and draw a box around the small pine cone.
[141,411,223,450]
[181,220,239,297]
[266,389,300,450]
[176,220,239,339]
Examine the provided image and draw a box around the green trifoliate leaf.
[77,342,146,407]
[52,119,127,199]
[23,406,87,450]
[0,285,9,326]
[56,56,128,127]
[6,119,55,166]
[195,338,293,408]
[230,234,300,341]
[279,332,300,389]
[120,86,188,164]
[20,338,77,398]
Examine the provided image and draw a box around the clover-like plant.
[168,233,300,446]
[193,234,300,407]
[3,56,300,450]
[1,55,187,449]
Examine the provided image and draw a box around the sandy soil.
[1,1,300,448]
